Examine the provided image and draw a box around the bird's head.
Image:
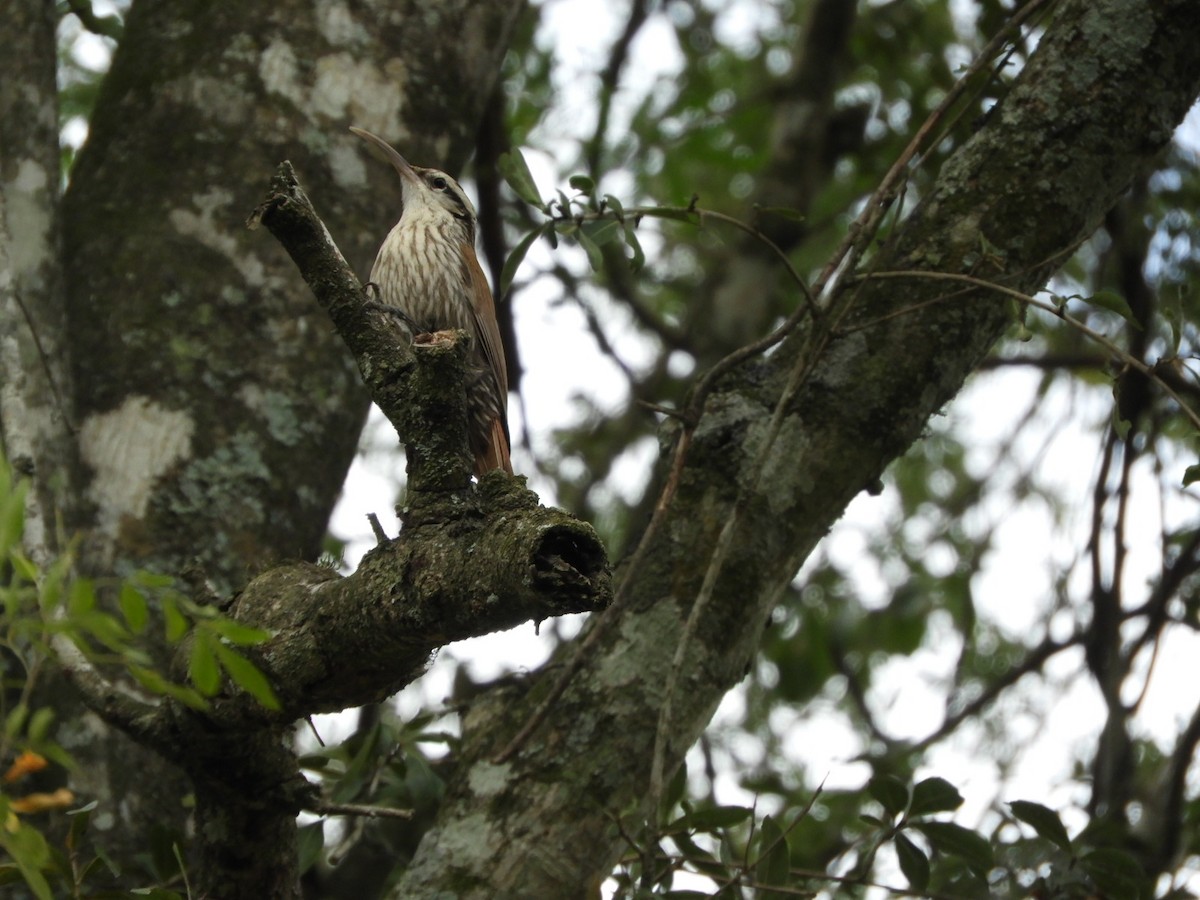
[350,126,477,238]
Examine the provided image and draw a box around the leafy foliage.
[0,455,275,895]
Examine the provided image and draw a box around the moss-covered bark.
[42,0,524,878]
[391,1,1200,896]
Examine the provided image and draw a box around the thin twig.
[309,799,414,819]
[499,0,1057,772]
[366,512,389,544]
[586,0,653,177]
[850,269,1200,432]
[652,10,1063,799]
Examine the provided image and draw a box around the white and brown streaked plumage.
[350,126,512,477]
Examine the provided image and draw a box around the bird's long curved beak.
[349,126,420,187]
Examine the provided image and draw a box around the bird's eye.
[431,176,449,190]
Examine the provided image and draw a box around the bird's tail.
[475,417,513,477]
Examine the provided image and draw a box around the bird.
[350,126,512,478]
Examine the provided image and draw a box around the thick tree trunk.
[392,1,1200,896]
[9,0,523,879]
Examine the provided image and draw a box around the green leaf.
[119,584,150,634]
[212,641,281,711]
[671,828,720,872]
[132,570,175,590]
[1086,290,1140,327]
[68,577,97,616]
[8,550,38,582]
[661,759,687,820]
[754,814,790,887]
[499,225,546,297]
[28,707,55,743]
[583,217,621,247]
[128,665,209,711]
[189,632,221,696]
[0,819,54,900]
[895,832,930,891]
[162,596,189,643]
[575,227,604,272]
[37,555,68,611]
[1009,799,1072,852]
[5,704,29,740]
[1183,464,1200,487]
[171,843,188,889]
[604,194,625,218]
[127,665,168,693]
[912,821,994,876]
[910,777,963,816]
[297,821,325,874]
[207,617,271,646]
[669,805,753,833]
[332,720,381,802]
[623,224,645,271]
[0,476,27,556]
[77,609,132,649]
[67,800,98,849]
[1080,848,1144,900]
[38,742,76,773]
[568,174,595,194]
[867,774,908,818]
[498,149,544,209]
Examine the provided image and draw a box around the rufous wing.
[462,241,513,476]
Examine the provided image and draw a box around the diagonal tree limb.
[393,1,1200,896]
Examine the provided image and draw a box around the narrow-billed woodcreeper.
[350,126,512,477]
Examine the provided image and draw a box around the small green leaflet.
[895,832,930,891]
[498,149,545,210]
[189,630,221,696]
[211,640,281,711]
[911,820,994,877]
[575,227,603,272]
[119,584,150,634]
[1009,799,1071,852]
[867,773,908,818]
[753,814,790,887]
[1086,290,1140,327]
[500,225,548,296]
[909,776,964,816]
[568,174,595,194]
